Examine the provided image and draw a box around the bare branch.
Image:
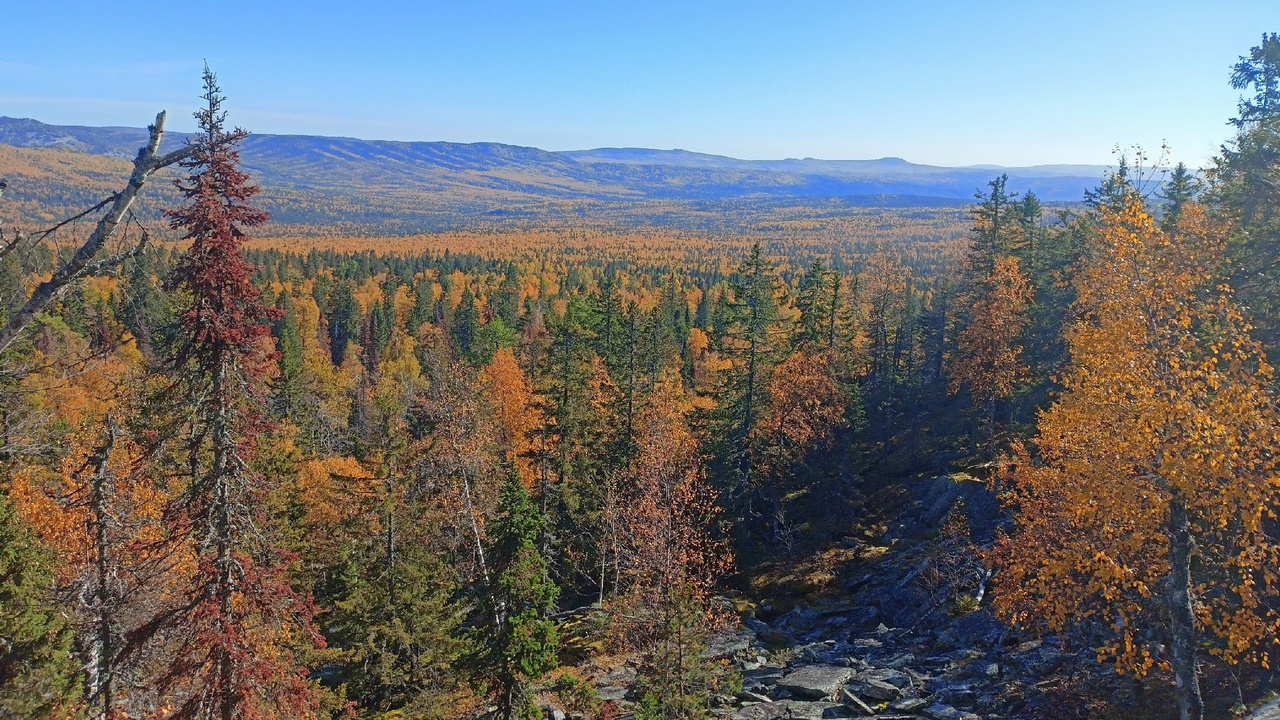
[0,111,195,356]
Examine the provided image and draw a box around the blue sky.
[1,1,1275,166]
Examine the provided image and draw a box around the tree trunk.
[86,418,118,720]
[211,357,238,720]
[1168,496,1203,720]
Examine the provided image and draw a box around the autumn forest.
[3,31,1280,720]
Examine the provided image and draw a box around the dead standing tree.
[0,111,193,357]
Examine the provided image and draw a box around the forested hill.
[0,115,1104,232]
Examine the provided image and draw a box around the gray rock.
[890,697,929,712]
[595,686,627,702]
[922,704,980,720]
[603,665,637,685]
[1248,699,1280,720]
[839,687,875,716]
[732,700,854,720]
[775,607,822,637]
[706,631,754,658]
[744,616,773,636]
[882,653,916,669]
[776,665,856,699]
[846,677,900,701]
[742,666,785,691]
[855,668,912,689]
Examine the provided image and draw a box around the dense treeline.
[4,36,1280,720]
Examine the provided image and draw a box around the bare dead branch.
[0,111,195,356]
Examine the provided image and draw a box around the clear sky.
[2,1,1276,167]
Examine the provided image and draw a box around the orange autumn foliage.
[750,350,847,483]
[294,455,377,557]
[481,347,544,489]
[990,199,1280,674]
[620,379,731,602]
[948,255,1032,403]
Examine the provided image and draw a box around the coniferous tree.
[1014,191,1043,274]
[1159,162,1201,228]
[463,475,559,720]
[795,258,840,350]
[331,493,463,717]
[118,251,171,364]
[719,243,785,490]
[141,66,320,720]
[969,175,1018,278]
[452,286,479,362]
[494,263,523,328]
[1211,33,1280,352]
[409,277,434,337]
[274,294,307,424]
[0,497,80,719]
[329,282,361,366]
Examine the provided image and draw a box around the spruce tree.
[463,475,559,720]
[332,505,463,717]
[452,286,479,362]
[1211,34,1280,352]
[0,497,80,719]
[328,282,361,365]
[273,294,307,424]
[795,258,839,350]
[719,243,785,489]
[142,66,320,720]
[1159,162,1201,228]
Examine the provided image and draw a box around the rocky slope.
[548,473,1275,720]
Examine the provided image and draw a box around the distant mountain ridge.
[0,116,1109,200]
[0,116,1110,233]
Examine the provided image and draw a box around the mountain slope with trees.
[2,34,1280,720]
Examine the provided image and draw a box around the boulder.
[595,686,627,702]
[1248,699,1280,720]
[776,665,856,699]
[742,666,786,691]
[706,630,753,658]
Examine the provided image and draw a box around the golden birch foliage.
[353,276,385,313]
[990,199,1280,673]
[373,328,424,435]
[11,429,163,568]
[391,284,414,326]
[948,256,1032,402]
